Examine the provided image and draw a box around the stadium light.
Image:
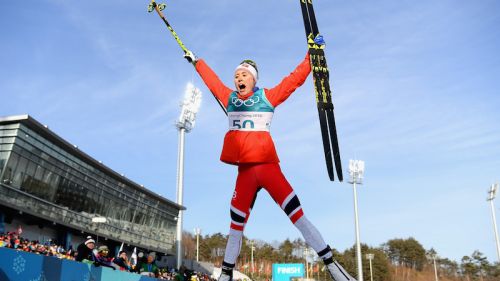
[487,183,500,262]
[175,82,202,270]
[348,159,365,281]
[365,253,374,281]
[177,82,202,132]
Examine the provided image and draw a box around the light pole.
[427,250,439,281]
[304,245,314,279]
[365,253,374,281]
[250,240,256,276]
[487,183,500,262]
[175,82,202,269]
[348,159,365,281]
[194,227,201,262]
[432,255,438,281]
[303,247,310,279]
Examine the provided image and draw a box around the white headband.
[235,63,258,82]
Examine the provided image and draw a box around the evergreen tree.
[461,255,478,280]
[471,250,490,281]
[342,244,390,281]
[383,237,426,270]
[278,239,295,263]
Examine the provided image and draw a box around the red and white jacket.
[195,53,311,165]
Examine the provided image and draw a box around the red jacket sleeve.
[195,59,233,108]
[265,53,311,107]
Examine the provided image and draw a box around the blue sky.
[2,0,500,263]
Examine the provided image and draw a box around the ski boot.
[326,260,357,281]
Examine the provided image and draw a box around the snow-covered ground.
[212,267,252,281]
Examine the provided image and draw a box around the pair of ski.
[299,0,343,182]
[148,0,342,181]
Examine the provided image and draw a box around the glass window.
[0,151,10,177]
[34,165,44,180]
[1,166,13,185]
[11,155,28,189]
[3,152,20,183]
[21,161,37,193]
[26,166,45,199]
[49,173,60,199]
[55,177,70,206]
[40,168,58,202]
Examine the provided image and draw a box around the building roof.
[0,114,185,211]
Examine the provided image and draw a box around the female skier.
[183,50,356,281]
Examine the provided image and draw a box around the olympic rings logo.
[231,96,260,107]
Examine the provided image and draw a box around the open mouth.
[238,84,246,90]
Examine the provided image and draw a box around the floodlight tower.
[487,183,500,262]
[365,253,374,281]
[348,160,365,281]
[176,82,202,269]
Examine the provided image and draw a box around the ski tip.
[336,168,343,182]
[328,171,343,182]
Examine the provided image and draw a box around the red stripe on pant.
[230,223,245,231]
[290,209,304,224]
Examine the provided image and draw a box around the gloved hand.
[184,50,197,65]
[307,34,326,49]
[314,34,325,46]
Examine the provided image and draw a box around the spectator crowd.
[1,231,216,281]
[1,231,74,259]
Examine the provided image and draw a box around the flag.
[119,242,124,253]
[17,225,22,235]
[130,247,137,266]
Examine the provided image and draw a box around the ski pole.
[147,0,228,116]
[148,0,189,54]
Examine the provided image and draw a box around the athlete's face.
[234,70,256,96]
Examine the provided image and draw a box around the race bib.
[228,112,273,132]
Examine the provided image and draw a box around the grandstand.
[0,114,184,256]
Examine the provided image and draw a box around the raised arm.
[265,53,311,107]
[194,59,233,109]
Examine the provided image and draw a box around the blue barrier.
[0,247,158,281]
